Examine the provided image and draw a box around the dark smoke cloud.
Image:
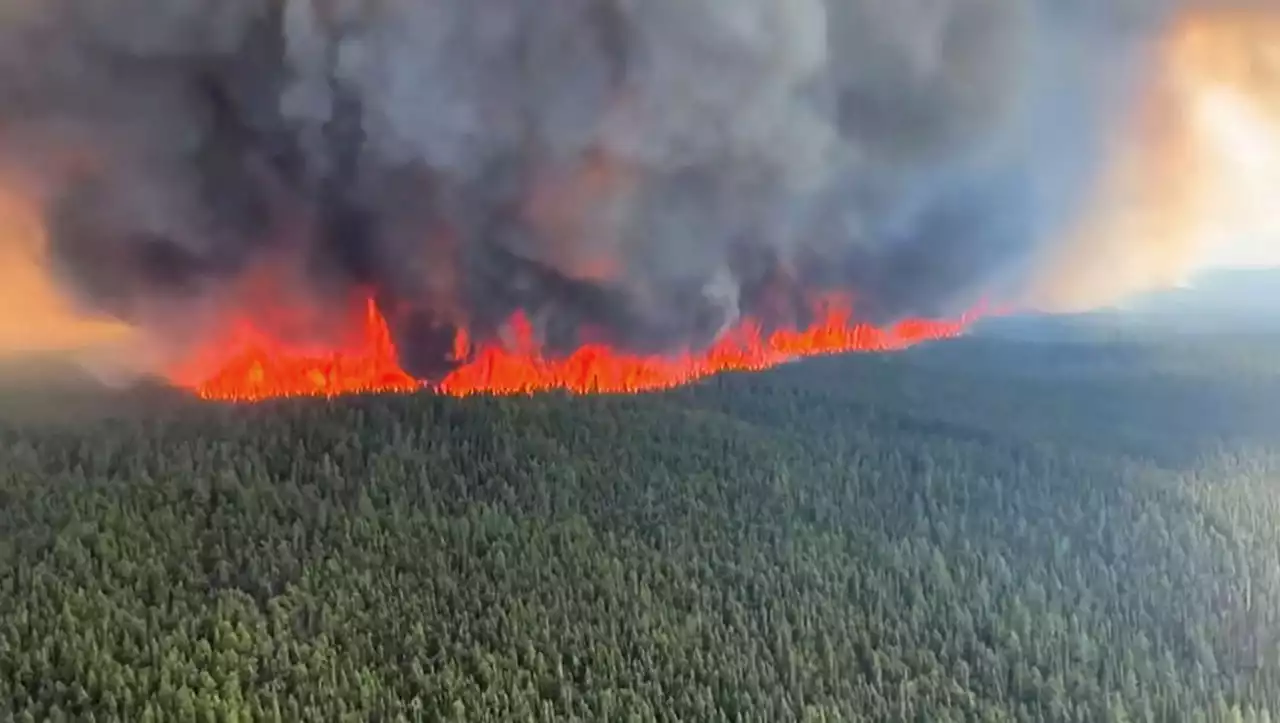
[0,0,1255,376]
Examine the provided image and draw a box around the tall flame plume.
[177,297,974,402]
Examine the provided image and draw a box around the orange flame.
[179,296,976,402]
[174,298,421,402]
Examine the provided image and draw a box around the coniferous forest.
[3,320,1280,722]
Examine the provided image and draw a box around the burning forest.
[173,293,974,401]
[0,0,1275,401]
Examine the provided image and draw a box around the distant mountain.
[977,269,1280,340]
[1121,268,1280,317]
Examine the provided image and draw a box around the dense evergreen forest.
[3,321,1280,721]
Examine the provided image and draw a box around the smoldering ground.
[0,0,1273,378]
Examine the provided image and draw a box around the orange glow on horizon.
[1168,9,1280,269]
[1031,7,1280,310]
[0,181,136,355]
[180,295,975,402]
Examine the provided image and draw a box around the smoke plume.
[0,0,1274,376]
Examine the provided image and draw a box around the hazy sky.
[1208,240,1280,270]
[1028,6,1280,308]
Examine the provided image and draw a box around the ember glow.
[178,298,973,402]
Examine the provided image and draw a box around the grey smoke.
[0,0,1238,376]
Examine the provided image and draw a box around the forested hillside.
[3,327,1280,721]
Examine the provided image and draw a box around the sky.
[1027,5,1280,309]
[1156,8,1280,273]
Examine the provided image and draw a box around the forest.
[2,318,1280,722]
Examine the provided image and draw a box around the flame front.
[175,298,421,402]
[178,296,973,402]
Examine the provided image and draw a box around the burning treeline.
[0,0,1275,399]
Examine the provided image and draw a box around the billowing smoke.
[0,0,1273,376]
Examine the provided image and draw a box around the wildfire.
[180,296,974,402]
[178,298,421,402]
